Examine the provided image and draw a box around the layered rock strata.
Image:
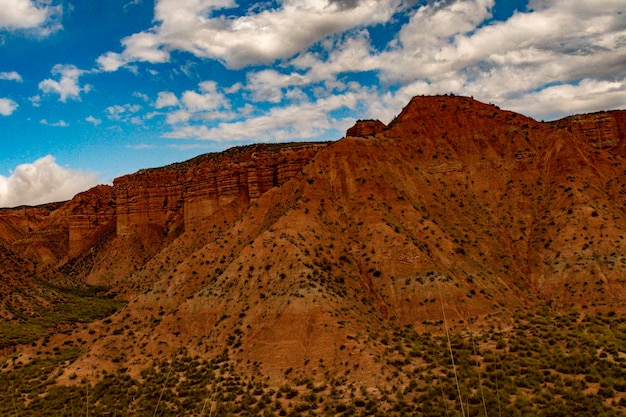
[551,111,626,148]
[113,143,327,235]
[68,185,116,256]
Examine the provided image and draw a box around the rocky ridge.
[1,95,626,387]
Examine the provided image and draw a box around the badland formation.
[2,95,626,415]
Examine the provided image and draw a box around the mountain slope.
[2,95,626,388]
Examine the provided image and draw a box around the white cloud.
[85,115,102,125]
[96,52,127,72]
[181,81,227,111]
[284,0,626,121]
[0,0,47,28]
[0,156,99,208]
[289,30,380,85]
[0,0,62,34]
[0,71,22,82]
[133,91,150,102]
[97,31,169,71]
[245,69,310,103]
[121,31,170,64]
[376,0,626,86]
[39,64,91,102]
[504,77,626,121]
[0,98,18,116]
[155,91,179,108]
[40,119,69,127]
[106,103,142,120]
[165,89,365,141]
[157,81,231,125]
[127,143,153,150]
[98,0,402,71]
[29,95,41,107]
[165,109,192,124]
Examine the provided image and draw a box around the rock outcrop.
[551,110,626,148]
[0,203,68,265]
[68,185,116,257]
[113,143,327,236]
[346,119,387,138]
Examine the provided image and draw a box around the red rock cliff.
[551,110,626,148]
[113,143,327,236]
[68,185,116,257]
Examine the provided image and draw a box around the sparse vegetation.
[0,286,125,350]
[2,310,625,416]
[2,97,626,416]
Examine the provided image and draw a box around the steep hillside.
[0,202,69,319]
[2,96,626,400]
[0,242,61,320]
[0,143,328,317]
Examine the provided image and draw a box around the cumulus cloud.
[504,77,626,121]
[85,115,102,125]
[0,71,23,82]
[0,98,18,116]
[0,156,99,208]
[39,64,91,102]
[98,0,401,71]
[97,31,170,71]
[280,0,626,121]
[165,89,366,142]
[96,51,128,72]
[181,81,228,111]
[156,81,232,125]
[0,0,62,34]
[155,91,179,108]
[29,95,41,107]
[245,69,311,103]
[375,0,626,94]
[289,30,380,85]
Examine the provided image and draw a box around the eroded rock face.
[182,145,324,230]
[552,111,626,148]
[0,143,326,268]
[346,119,387,138]
[61,96,626,383]
[0,203,68,265]
[112,143,327,236]
[68,185,116,257]
[114,170,186,237]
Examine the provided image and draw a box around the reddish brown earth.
[2,95,626,385]
[346,119,387,137]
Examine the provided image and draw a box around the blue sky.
[0,0,625,207]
